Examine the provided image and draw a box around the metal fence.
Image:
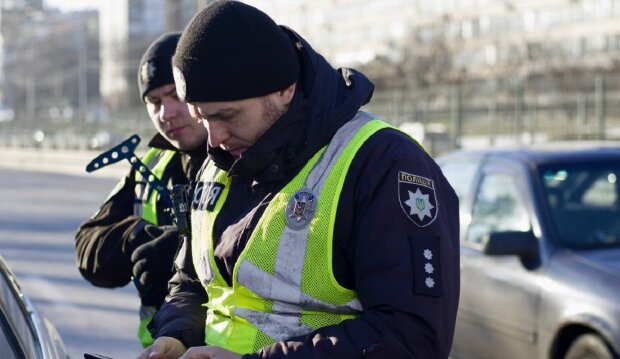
[3,72,620,157]
[0,106,154,151]
[364,72,620,155]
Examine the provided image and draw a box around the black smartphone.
[84,353,115,359]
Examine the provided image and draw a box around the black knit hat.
[138,32,181,102]
[172,0,299,102]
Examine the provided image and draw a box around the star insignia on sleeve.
[412,235,441,296]
[425,263,434,274]
[404,188,435,221]
[425,277,435,288]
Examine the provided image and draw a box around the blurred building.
[2,0,42,9]
[245,0,620,146]
[245,0,620,79]
[244,0,414,68]
[0,1,99,129]
[3,0,620,150]
[99,0,205,109]
[0,0,43,119]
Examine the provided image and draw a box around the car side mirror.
[481,230,540,269]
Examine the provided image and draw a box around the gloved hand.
[129,224,181,306]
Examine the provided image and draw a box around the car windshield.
[539,160,620,249]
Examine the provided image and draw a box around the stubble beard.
[256,96,287,140]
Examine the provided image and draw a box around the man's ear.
[279,82,296,104]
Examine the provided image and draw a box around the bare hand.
[179,345,242,359]
[136,336,187,359]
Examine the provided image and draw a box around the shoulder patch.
[398,171,438,227]
[410,234,442,297]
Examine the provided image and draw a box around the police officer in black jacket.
[75,33,208,348]
[139,2,460,358]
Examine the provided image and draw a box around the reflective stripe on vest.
[133,148,176,225]
[137,306,157,348]
[132,148,176,347]
[192,112,392,353]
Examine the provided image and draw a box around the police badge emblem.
[398,171,438,227]
[286,188,317,230]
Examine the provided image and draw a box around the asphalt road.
[0,168,143,359]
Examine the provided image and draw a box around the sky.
[44,0,99,11]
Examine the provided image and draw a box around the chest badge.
[286,188,317,230]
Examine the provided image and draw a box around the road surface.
[0,167,143,358]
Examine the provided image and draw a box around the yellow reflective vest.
[133,147,176,347]
[191,112,392,354]
[133,148,176,224]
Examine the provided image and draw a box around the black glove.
[129,224,181,306]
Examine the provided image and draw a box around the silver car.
[0,253,69,358]
[438,144,620,359]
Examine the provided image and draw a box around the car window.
[0,265,38,359]
[0,311,22,359]
[438,158,479,205]
[466,173,531,245]
[582,172,617,206]
[540,163,620,248]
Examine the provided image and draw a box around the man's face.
[145,83,208,151]
[187,85,294,159]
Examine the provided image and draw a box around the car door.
[0,255,68,359]
[0,258,40,359]
[453,158,542,359]
[436,152,484,238]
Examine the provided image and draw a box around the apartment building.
[99,0,199,108]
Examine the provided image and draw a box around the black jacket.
[75,134,206,306]
[151,29,460,358]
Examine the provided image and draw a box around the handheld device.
[85,134,173,206]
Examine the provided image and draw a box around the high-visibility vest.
[133,147,176,348]
[192,112,392,354]
[133,148,176,225]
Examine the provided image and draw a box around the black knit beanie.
[172,0,299,102]
[138,32,181,102]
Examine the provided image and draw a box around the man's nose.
[206,120,229,148]
[161,99,177,122]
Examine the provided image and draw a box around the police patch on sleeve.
[398,171,438,227]
[411,234,442,297]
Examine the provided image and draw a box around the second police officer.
[75,33,208,348]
